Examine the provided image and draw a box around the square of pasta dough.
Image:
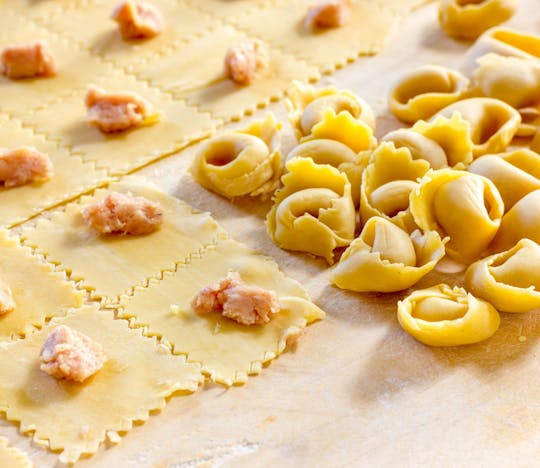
[0,436,32,468]
[0,114,109,228]
[0,305,203,464]
[0,230,84,341]
[133,25,320,121]
[184,0,278,20]
[21,178,227,303]
[119,238,325,386]
[21,69,216,174]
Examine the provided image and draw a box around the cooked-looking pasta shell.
[517,106,540,138]
[468,149,540,211]
[331,216,447,293]
[389,65,470,124]
[410,169,504,264]
[438,0,517,41]
[266,157,355,264]
[192,113,281,199]
[435,98,521,157]
[397,284,500,346]
[466,239,540,313]
[490,189,540,252]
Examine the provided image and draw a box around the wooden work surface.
[2,1,540,466]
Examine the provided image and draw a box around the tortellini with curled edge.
[397,284,500,347]
[435,98,521,158]
[389,65,470,124]
[266,157,355,264]
[191,114,281,199]
[331,217,447,293]
[468,149,540,211]
[466,239,540,314]
[360,142,430,232]
[410,169,504,264]
[438,0,517,41]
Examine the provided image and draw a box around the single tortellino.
[266,157,356,264]
[360,142,430,232]
[192,114,281,199]
[435,98,521,157]
[466,239,540,313]
[490,189,540,252]
[438,0,517,41]
[331,217,447,293]
[389,65,470,124]
[287,139,369,207]
[397,284,501,347]
[468,149,540,210]
[410,169,504,264]
[473,54,540,109]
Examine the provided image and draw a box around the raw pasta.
[382,129,449,169]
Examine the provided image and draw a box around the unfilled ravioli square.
[184,0,279,21]
[0,305,203,464]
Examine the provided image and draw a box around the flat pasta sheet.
[0,437,32,468]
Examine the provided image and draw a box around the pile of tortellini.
[191,25,540,348]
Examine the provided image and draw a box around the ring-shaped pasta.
[382,129,448,169]
[266,157,355,264]
[466,239,540,313]
[397,284,500,347]
[438,0,517,41]
[389,65,470,124]
[331,216,447,293]
[468,149,540,210]
[191,114,282,199]
[410,169,504,264]
[434,98,521,157]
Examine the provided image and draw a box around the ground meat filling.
[224,40,268,85]
[81,191,163,235]
[192,271,280,326]
[39,325,107,383]
[112,0,165,39]
[0,280,15,316]
[0,147,54,187]
[305,0,352,29]
[1,41,56,79]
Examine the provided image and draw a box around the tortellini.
[191,114,281,199]
[438,0,517,41]
[389,65,470,124]
[466,239,540,313]
[397,284,501,347]
[410,169,504,264]
[518,106,540,138]
[266,157,355,264]
[360,142,430,232]
[435,98,521,157]
[331,217,447,293]
[468,149,540,211]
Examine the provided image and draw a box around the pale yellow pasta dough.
[22,178,226,303]
[389,65,470,123]
[518,106,540,137]
[266,157,356,264]
[191,113,282,199]
[466,239,540,313]
[331,216,447,293]
[119,238,325,386]
[397,284,501,346]
[0,437,32,468]
[0,305,203,464]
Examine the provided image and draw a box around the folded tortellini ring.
[266,157,356,264]
[360,142,430,232]
[331,216,447,293]
[397,284,501,347]
[466,239,540,313]
[191,113,282,199]
[435,98,521,158]
[389,65,470,124]
[468,149,540,210]
[410,169,504,264]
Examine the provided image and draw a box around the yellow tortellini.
[397,284,501,347]
[435,98,521,157]
[191,114,281,199]
[438,0,517,41]
[410,169,504,264]
[266,157,356,264]
[331,217,447,293]
[468,149,540,210]
[360,142,430,232]
[466,239,540,313]
[389,65,470,124]
[518,106,540,138]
